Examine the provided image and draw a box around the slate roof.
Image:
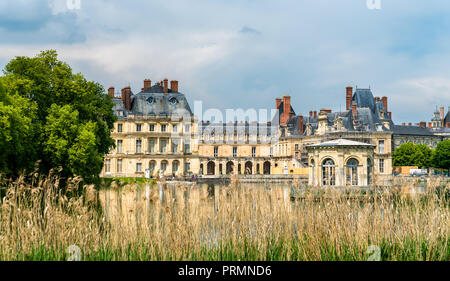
[112,84,193,117]
[392,125,434,136]
[199,122,279,136]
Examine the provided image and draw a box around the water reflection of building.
[101,78,448,186]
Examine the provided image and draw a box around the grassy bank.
[0,173,449,261]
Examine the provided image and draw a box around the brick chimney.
[163,78,169,94]
[352,102,357,119]
[108,86,115,98]
[428,122,432,128]
[402,123,406,126]
[121,86,131,110]
[313,110,317,120]
[419,121,426,128]
[346,86,353,110]
[309,111,313,117]
[321,108,332,114]
[440,106,445,126]
[276,98,282,110]
[298,115,304,135]
[280,96,291,125]
[408,122,412,126]
[144,79,151,90]
[382,96,388,112]
[388,112,392,119]
[170,80,178,92]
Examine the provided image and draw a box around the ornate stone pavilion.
[306,139,375,187]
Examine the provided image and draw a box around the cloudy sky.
[0,0,449,124]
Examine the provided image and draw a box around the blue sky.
[0,0,449,124]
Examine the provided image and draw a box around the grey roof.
[286,88,393,137]
[392,125,434,136]
[112,84,193,117]
[199,122,278,136]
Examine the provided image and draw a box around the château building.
[100,78,448,187]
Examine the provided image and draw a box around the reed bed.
[0,172,449,261]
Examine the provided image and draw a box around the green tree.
[433,140,450,173]
[412,144,433,168]
[0,50,116,181]
[393,142,416,166]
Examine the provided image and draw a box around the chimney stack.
[440,106,445,126]
[121,86,131,110]
[382,96,388,112]
[143,79,151,90]
[387,112,392,119]
[276,98,282,110]
[170,80,179,92]
[321,108,332,114]
[309,111,313,117]
[298,115,304,135]
[408,122,412,126]
[281,96,291,125]
[352,102,357,119]
[428,122,432,128]
[313,110,317,120]
[108,86,115,98]
[346,86,353,110]
[163,78,169,94]
[402,123,406,126]
[419,121,426,128]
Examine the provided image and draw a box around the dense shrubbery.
[0,50,116,182]
[393,140,450,171]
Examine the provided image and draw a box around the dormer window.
[169,97,178,105]
[146,97,155,104]
[379,110,385,119]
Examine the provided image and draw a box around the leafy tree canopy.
[393,142,434,168]
[433,140,450,171]
[0,50,116,182]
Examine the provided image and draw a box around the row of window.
[213,146,257,157]
[116,123,191,133]
[115,139,190,154]
[104,159,190,174]
[311,158,384,186]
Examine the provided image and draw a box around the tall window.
[172,141,178,153]
[160,139,167,153]
[184,142,190,153]
[233,146,237,157]
[379,159,384,173]
[322,158,336,186]
[136,139,142,153]
[173,124,178,133]
[136,123,142,132]
[117,140,123,153]
[136,162,142,172]
[117,159,122,173]
[310,159,315,182]
[214,146,218,157]
[117,123,123,133]
[105,159,111,173]
[149,124,155,131]
[270,147,273,157]
[148,139,155,153]
[367,158,372,184]
[172,161,179,173]
[161,124,167,132]
[346,158,359,186]
[161,161,167,172]
[252,147,256,157]
[378,140,385,154]
[295,144,299,151]
[185,162,190,173]
[185,124,190,133]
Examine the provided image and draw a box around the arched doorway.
[346,158,359,186]
[226,161,234,175]
[207,161,215,175]
[245,161,252,175]
[322,158,335,186]
[263,161,271,175]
